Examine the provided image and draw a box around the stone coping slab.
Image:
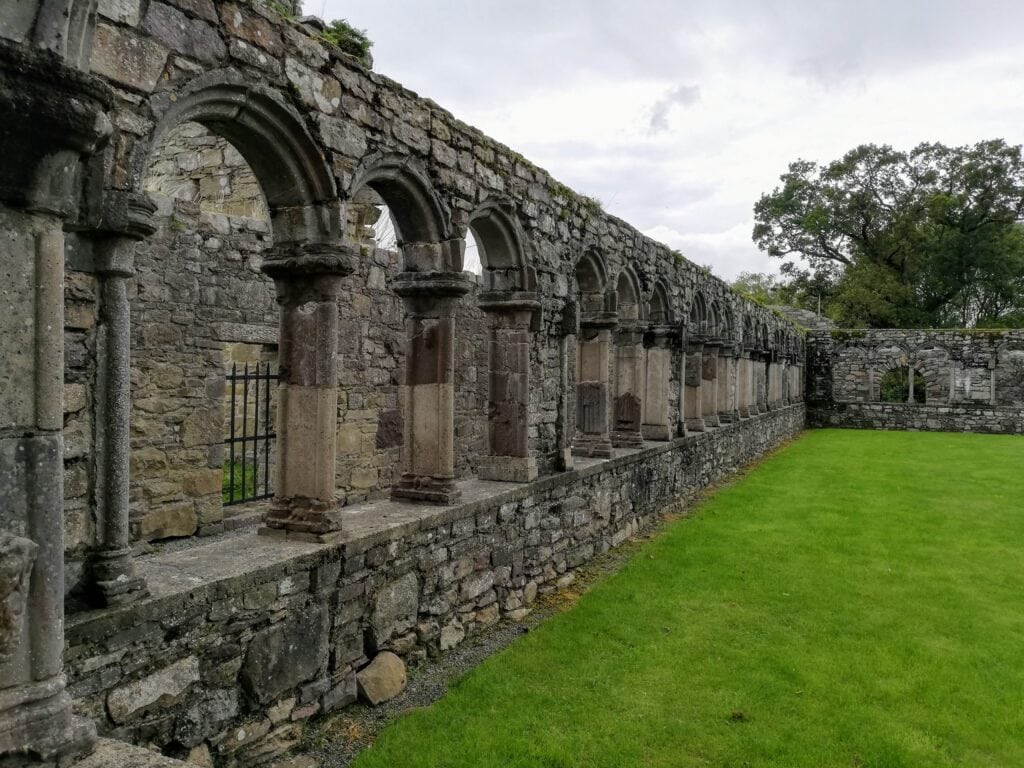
[67,407,800,637]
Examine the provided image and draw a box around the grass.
[352,430,1024,768]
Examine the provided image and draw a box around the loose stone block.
[356,652,407,706]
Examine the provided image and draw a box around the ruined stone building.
[0,1,1020,766]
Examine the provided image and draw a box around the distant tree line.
[745,139,1024,328]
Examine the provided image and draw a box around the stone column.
[684,340,705,432]
[611,322,645,448]
[572,312,617,457]
[642,326,675,441]
[716,350,735,424]
[84,192,156,607]
[477,290,540,482]
[908,364,917,404]
[0,41,111,763]
[260,242,356,539]
[737,353,751,418]
[391,271,475,504]
[757,355,769,413]
[702,343,721,427]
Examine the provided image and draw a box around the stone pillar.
[737,354,751,418]
[716,351,735,424]
[260,242,356,539]
[572,313,616,457]
[611,323,645,448]
[642,326,675,441]
[391,271,475,504]
[684,340,705,432]
[477,291,540,482]
[756,355,769,413]
[0,40,112,763]
[702,343,720,427]
[908,364,917,404]
[83,192,156,607]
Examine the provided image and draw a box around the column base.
[477,456,538,483]
[756,403,768,414]
[641,424,672,441]
[260,497,345,543]
[84,548,149,608]
[571,434,614,458]
[717,412,736,425]
[391,475,462,505]
[705,413,721,427]
[610,430,645,449]
[0,677,96,764]
[685,418,706,432]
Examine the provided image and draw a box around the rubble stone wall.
[807,329,1024,433]
[65,404,804,766]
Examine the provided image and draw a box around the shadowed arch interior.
[650,281,673,325]
[616,265,643,323]
[576,250,608,315]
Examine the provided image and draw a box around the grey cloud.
[649,84,701,134]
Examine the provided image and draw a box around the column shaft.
[392,272,473,504]
[261,244,354,538]
[477,293,538,482]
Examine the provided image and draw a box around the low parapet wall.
[65,405,804,766]
[806,329,1024,435]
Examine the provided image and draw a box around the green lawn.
[354,430,1024,768]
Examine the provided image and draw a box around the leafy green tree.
[753,140,1024,327]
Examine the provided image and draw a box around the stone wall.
[64,405,804,767]
[807,329,1024,433]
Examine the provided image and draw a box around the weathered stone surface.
[174,688,240,747]
[76,738,188,767]
[139,503,198,540]
[107,656,200,723]
[142,2,226,64]
[356,652,406,706]
[0,534,37,665]
[369,573,418,648]
[97,0,143,25]
[89,23,170,93]
[240,604,329,704]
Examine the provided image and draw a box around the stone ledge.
[67,405,804,638]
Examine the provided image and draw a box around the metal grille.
[224,362,277,506]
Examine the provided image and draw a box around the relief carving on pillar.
[0,533,38,665]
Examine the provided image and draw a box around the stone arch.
[688,291,708,337]
[132,69,341,246]
[649,280,673,325]
[575,248,609,316]
[348,154,457,271]
[615,264,644,324]
[995,338,1024,406]
[913,342,953,403]
[467,200,535,292]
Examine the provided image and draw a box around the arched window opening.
[144,121,269,222]
[138,120,279,538]
[879,367,926,404]
[464,227,483,276]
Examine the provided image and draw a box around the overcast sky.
[318,0,1024,280]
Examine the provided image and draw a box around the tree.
[753,140,1024,327]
